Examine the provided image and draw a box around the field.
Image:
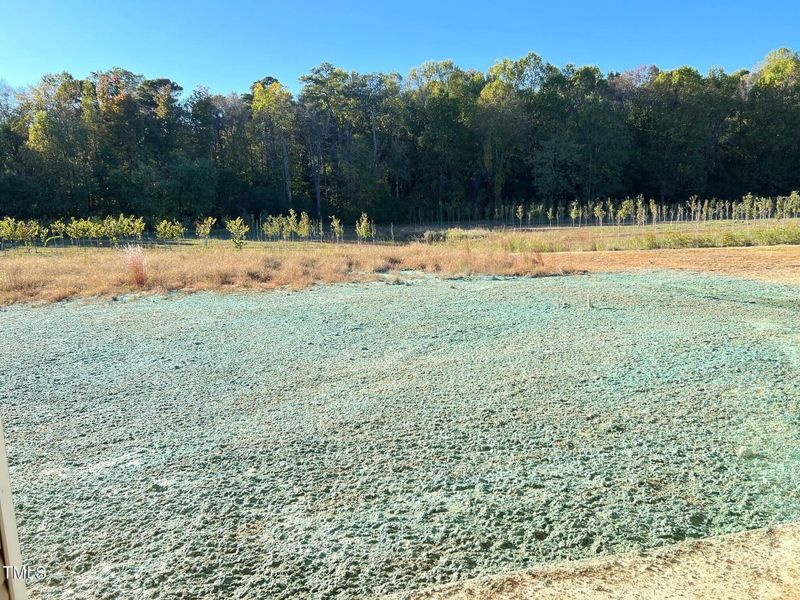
[3,220,800,305]
[2,265,800,598]
[5,5,800,598]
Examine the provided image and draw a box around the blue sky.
[1,0,798,94]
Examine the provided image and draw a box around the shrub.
[593,204,606,226]
[155,219,185,243]
[355,212,373,243]
[262,215,282,240]
[49,219,66,244]
[617,197,633,224]
[330,216,343,242]
[297,211,312,240]
[569,200,579,226]
[38,225,50,246]
[635,195,647,226]
[284,209,298,240]
[103,215,123,245]
[0,217,16,249]
[65,218,81,245]
[73,218,104,245]
[14,219,41,249]
[195,216,217,244]
[129,216,146,240]
[422,230,443,244]
[225,217,250,249]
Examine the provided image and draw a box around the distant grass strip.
[430,220,800,253]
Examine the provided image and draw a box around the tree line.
[1,48,799,223]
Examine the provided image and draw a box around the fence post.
[0,419,26,599]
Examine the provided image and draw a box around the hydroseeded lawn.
[1,271,799,599]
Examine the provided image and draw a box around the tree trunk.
[281,135,291,203]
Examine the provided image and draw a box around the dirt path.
[404,523,800,600]
[548,244,800,284]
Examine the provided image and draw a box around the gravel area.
[1,271,799,599]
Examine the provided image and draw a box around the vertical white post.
[0,420,26,600]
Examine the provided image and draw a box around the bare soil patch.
[546,245,800,284]
[404,523,800,600]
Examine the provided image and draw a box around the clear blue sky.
[1,0,798,94]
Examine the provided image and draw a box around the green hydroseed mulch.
[1,271,799,599]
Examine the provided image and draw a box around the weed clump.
[122,244,147,287]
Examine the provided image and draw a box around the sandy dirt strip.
[404,523,800,600]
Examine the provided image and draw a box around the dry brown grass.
[414,218,800,252]
[0,241,554,305]
[121,244,147,286]
[2,239,799,305]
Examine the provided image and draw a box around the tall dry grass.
[122,244,147,286]
[428,219,800,253]
[2,227,800,305]
[0,241,559,305]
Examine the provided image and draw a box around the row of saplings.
[0,211,377,250]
